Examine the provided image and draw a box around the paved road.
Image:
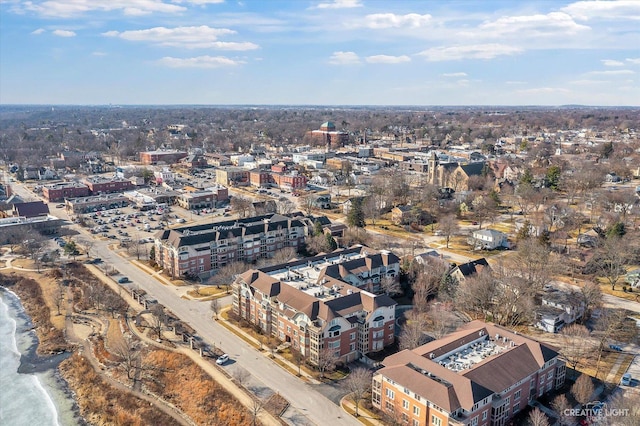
[9,180,359,426]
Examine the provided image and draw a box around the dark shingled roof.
[13,201,50,218]
[452,258,489,278]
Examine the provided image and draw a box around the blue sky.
[1,0,639,105]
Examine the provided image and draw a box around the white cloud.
[601,59,624,67]
[103,26,258,50]
[359,13,431,29]
[172,0,225,4]
[417,44,522,61]
[329,51,360,65]
[570,79,608,85]
[316,0,362,9]
[20,0,186,18]
[516,87,570,94]
[562,0,640,21]
[478,12,589,37]
[442,72,467,77]
[92,51,108,56]
[31,28,46,35]
[587,69,635,76]
[157,55,244,68]
[365,55,411,64]
[505,81,527,85]
[627,58,640,65]
[52,29,76,37]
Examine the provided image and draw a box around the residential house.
[391,205,414,225]
[373,320,566,426]
[449,258,490,282]
[535,286,585,333]
[470,229,509,250]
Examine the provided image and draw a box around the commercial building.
[153,213,313,278]
[42,182,90,202]
[176,185,229,210]
[83,176,134,194]
[306,121,349,148]
[232,246,398,365]
[373,320,566,426]
[139,150,188,165]
[215,167,250,186]
[65,193,129,213]
[0,215,66,240]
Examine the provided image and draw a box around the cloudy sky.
[1,0,639,105]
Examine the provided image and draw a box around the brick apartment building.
[373,321,566,426]
[153,213,314,278]
[232,246,399,365]
[249,170,274,187]
[83,176,134,194]
[42,182,90,202]
[306,121,350,148]
[139,150,188,165]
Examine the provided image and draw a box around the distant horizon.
[1,1,638,106]
[1,103,639,109]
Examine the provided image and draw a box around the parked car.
[117,277,130,284]
[609,344,622,351]
[621,373,632,386]
[216,354,229,365]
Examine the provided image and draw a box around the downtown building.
[231,246,399,366]
[373,320,566,426]
[153,213,313,278]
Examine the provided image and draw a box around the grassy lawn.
[340,402,381,426]
[367,218,423,240]
[186,286,230,299]
[595,277,640,302]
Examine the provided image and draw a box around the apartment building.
[231,246,399,365]
[373,321,566,426]
[215,167,250,186]
[153,213,312,277]
[175,185,229,210]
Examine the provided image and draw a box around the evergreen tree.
[347,198,365,229]
[606,222,626,238]
[545,165,561,190]
[313,220,324,236]
[325,233,338,251]
[519,169,534,185]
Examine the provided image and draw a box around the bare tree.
[230,195,252,218]
[437,214,459,248]
[528,407,550,426]
[301,195,315,216]
[508,237,558,293]
[291,348,306,376]
[276,199,295,215]
[114,337,142,381]
[571,374,594,406]
[592,308,632,378]
[398,310,427,351]
[380,275,401,296]
[250,397,264,426]
[579,281,603,322]
[147,304,165,340]
[342,367,372,417]
[411,257,450,311]
[210,298,220,320]
[257,247,297,268]
[595,236,629,291]
[560,324,594,376]
[456,268,498,321]
[551,394,572,426]
[607,392,640,426]
[207,261,248,291]
[233,367,250,387]
[52,284,63,315]
[317,347,338,378]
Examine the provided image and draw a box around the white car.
[216,354,229,365]
[621,373,632,386]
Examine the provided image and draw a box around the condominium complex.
[153,213,313,277]
[373,321,566,426]
[232,246,399,365]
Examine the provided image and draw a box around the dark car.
[117,277,129,284]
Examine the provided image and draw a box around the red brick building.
[306,121,350,148]
[42,182,90,202]
[232,246,399,365]
[373,321,566,426]
[139,150,188,165]
[272,172,308,190]
[249,170,274,187]
[83,176,134,194]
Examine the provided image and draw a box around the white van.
[621,373,632,386]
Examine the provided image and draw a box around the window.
[386,401,395,412]
[431,415,442,426]
[386,389,395,399]
[515,390,521,400]
[350,332,356,340]
[403,399,409,409]
[505,396,510,405]
[401,413,409,424]
[482,410,488,421]
[413,406,420,416]
[547,371,553,380]
[470,417,478,426]
[513,403,520,414]
[413,420,420,426]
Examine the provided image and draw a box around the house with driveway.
[470,229,509,250]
